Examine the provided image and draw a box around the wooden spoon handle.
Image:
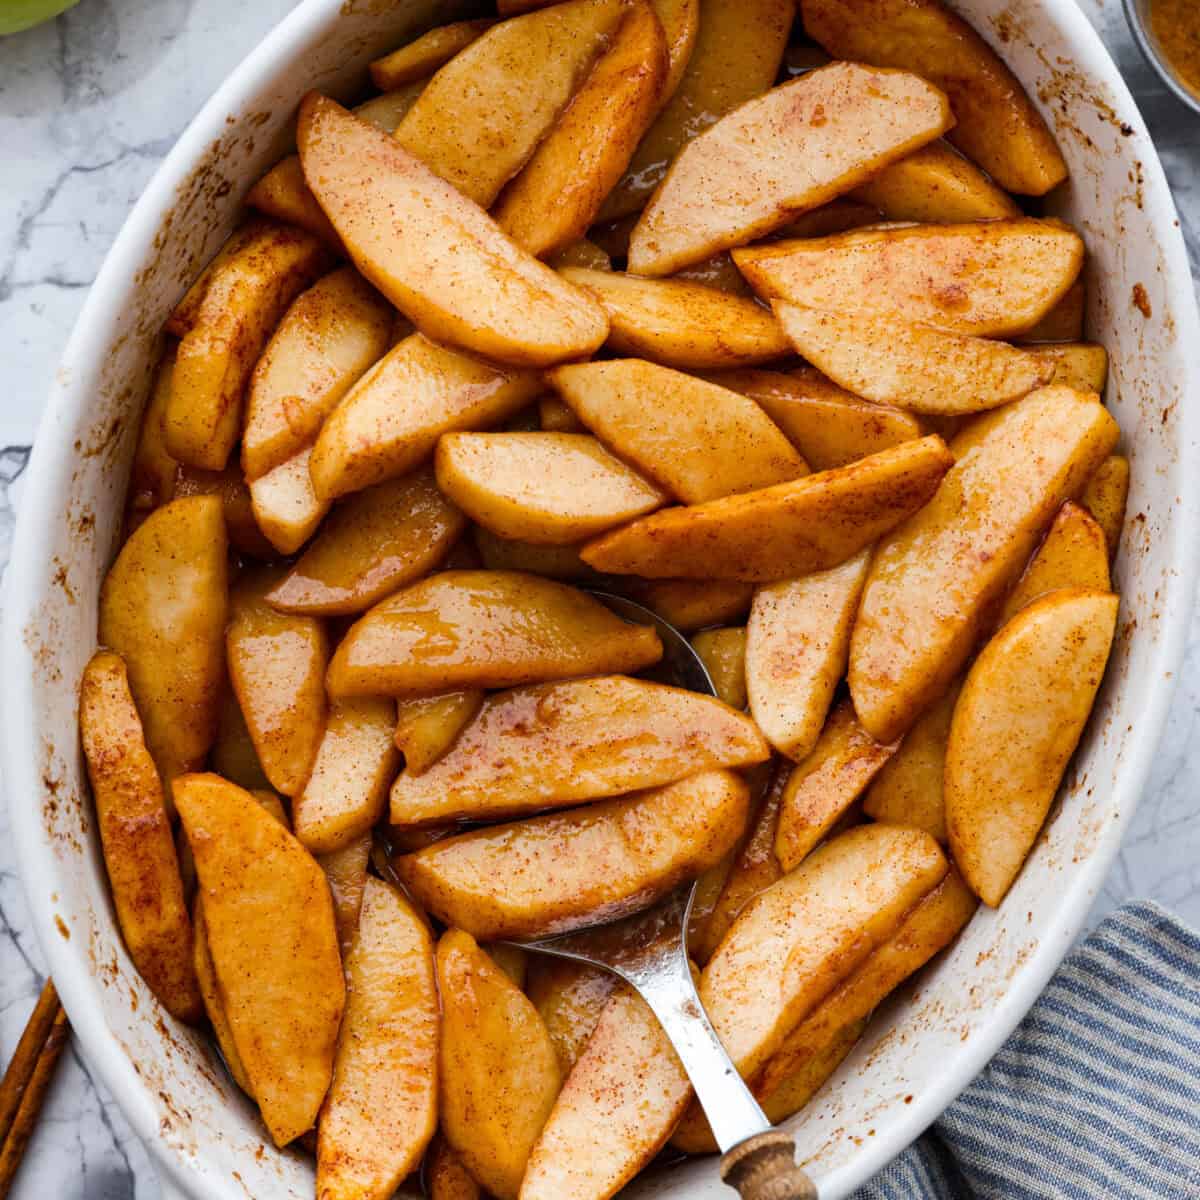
[721,1130,817,1200]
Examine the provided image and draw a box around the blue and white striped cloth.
[854,902,1200,1199]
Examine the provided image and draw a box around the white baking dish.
[3,1,1198,1197]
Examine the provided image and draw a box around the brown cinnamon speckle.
[1132,284,1152,318]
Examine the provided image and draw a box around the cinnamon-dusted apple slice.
[399,770,749,939]
[526,960,617,1076]
[1081,454,1129,560]
[520,983,692,1200]
[598,0,793,221]
[494,4,668,258]
[627,62,952,276]
[801,0,1067,195]
[393,692,484,775]
[1027,343,1109,393]
[369,18,496,90]
[558,269,792,369]
[317,879,438,1200]
[436,432,667,544]
[946,589,1118,906]
[193,900,251,1092]
[327,571,662,698]
[292,699,398,854]
[165,224,331,470]
[175,773,345,1147]
[395,0,626,207]
[173,463,274,559]
[713,367,924,471]
[99,495,228,788]
[227,570,329,797]
[581,436,954,581]
[849,140,1021,223]
[247,446,330,555]
[437,930,562,1199]
[746,549,870,761]
[127,346,179,513]
[428,1137,482,1200]
[310,334,541,502]
[849,387,1119,743]
[242,267,392,481]
[80,652,202,1023]
[298,94,608,368]
[1000,501,1111,623]
[1016,277,1085,343]
[549,359,807,503]
[774,702,898,871]
[690,628,747,709]
[389,676,769,825]
[317,833,372,957]
[634,578,754,631]
[735,220,1084,337]
[773,303,1053,416]
[265,469,466,617]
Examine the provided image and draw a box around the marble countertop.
[0,1,1197,1196]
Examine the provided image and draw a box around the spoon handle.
[721,1130,818,1200]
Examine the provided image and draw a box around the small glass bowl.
[1123,0,1200,116]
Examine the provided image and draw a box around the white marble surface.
[0,0,1197,1196]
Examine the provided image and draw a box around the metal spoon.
[513,593,819,1200]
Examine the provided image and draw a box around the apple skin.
[0,0,81,35]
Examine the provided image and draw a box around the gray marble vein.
[0,0,1197,1197]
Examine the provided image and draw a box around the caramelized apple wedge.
[549,359,807,503]
[317,833,372,957]
[327,571,662,698]
[580,436,954,581]
[242,267,393,481]
[633,578,754,631]
[173,463,274,559]
[1027,342,1109,393]
[310,334,541,502]
[99,495,228,787]
[690,628,747,710]
[849,387,1119,742]
[558,269,792,369]
[175,773,345,1147]
[127,346,179,513]
[298,94,608,368]
[736,221,1084,337]
[474,528,597,581]
[399,770,749,939]
[369,18,496,90]
[494,3,668,257]
[248,447,330,555]
[193,899,251,1092]
[389,676,769,825]
[428,1138,482,1200]
[946,589,1118,906]
[801,0,1067,195]
[317,879,438,1200]
[1082,454,1129,560]
[79,652,202,1023]
[628,62,952,276]
[526,961,616,1076]
[437,930,562,1199]
[265,469,466,616]
[746,550,870,760]
[1001,501,1110,622]
[773,303,1053,416]
[435,432,667,544]
[393,692,484,775]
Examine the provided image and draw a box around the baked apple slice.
[393,692,484,775]
[526,960,616,1076]
[369,18,496,89]
[247,447,330,556]
[690,628,747,710]
[1081,454,1129,560]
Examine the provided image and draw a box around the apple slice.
[549,359,807,503]
[628,63,952,276]
[1016,277,1085,343]
[521,983,692,1200]
[437,930,562,1199]
[369,18,496,89]
[227,571,329,797]
[474,528,596,581]
[558,269,792,369]
[849,387,1119,743]
[317,879,438,1200]
[399,770,749,939]
[773,303,1053,416]
[1081,454,1129,560]
[175,773,345,1147]
[713,367,924,471]
[634,578,754,631]
[173,463,274,559]
[581,436,954,581]
[802,0,1067,195]
[193,900,251,1093]
[1027,343,1109,393]
[946,589,1118,906]
[599,0,794,221]
[436,432,668,544]
[99,495,228,788]
[494,4,668,258]
[746,549,870,761]
[526,961,616,1075]
[80,652,202,1023]
[265,469,466,617]
[127,346,179,514]
[242,267,392,481]
[428,1138,483,1200]
[292,699,398,854]
[310,334,541,502]
[389,675,769,825]
[539,396,586,432]
[774,702,898,871]
[691,628,747,709]
[327,571,662,698]
[1001,501,1110,622]
[393,692,483,775]
[247,446,330,555]
[317,833,372,957]
[299,94,608,367]
[211,687,270,792]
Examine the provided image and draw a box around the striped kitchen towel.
[853,901,1200,1199]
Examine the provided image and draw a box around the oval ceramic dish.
[3,2,1199,1198]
